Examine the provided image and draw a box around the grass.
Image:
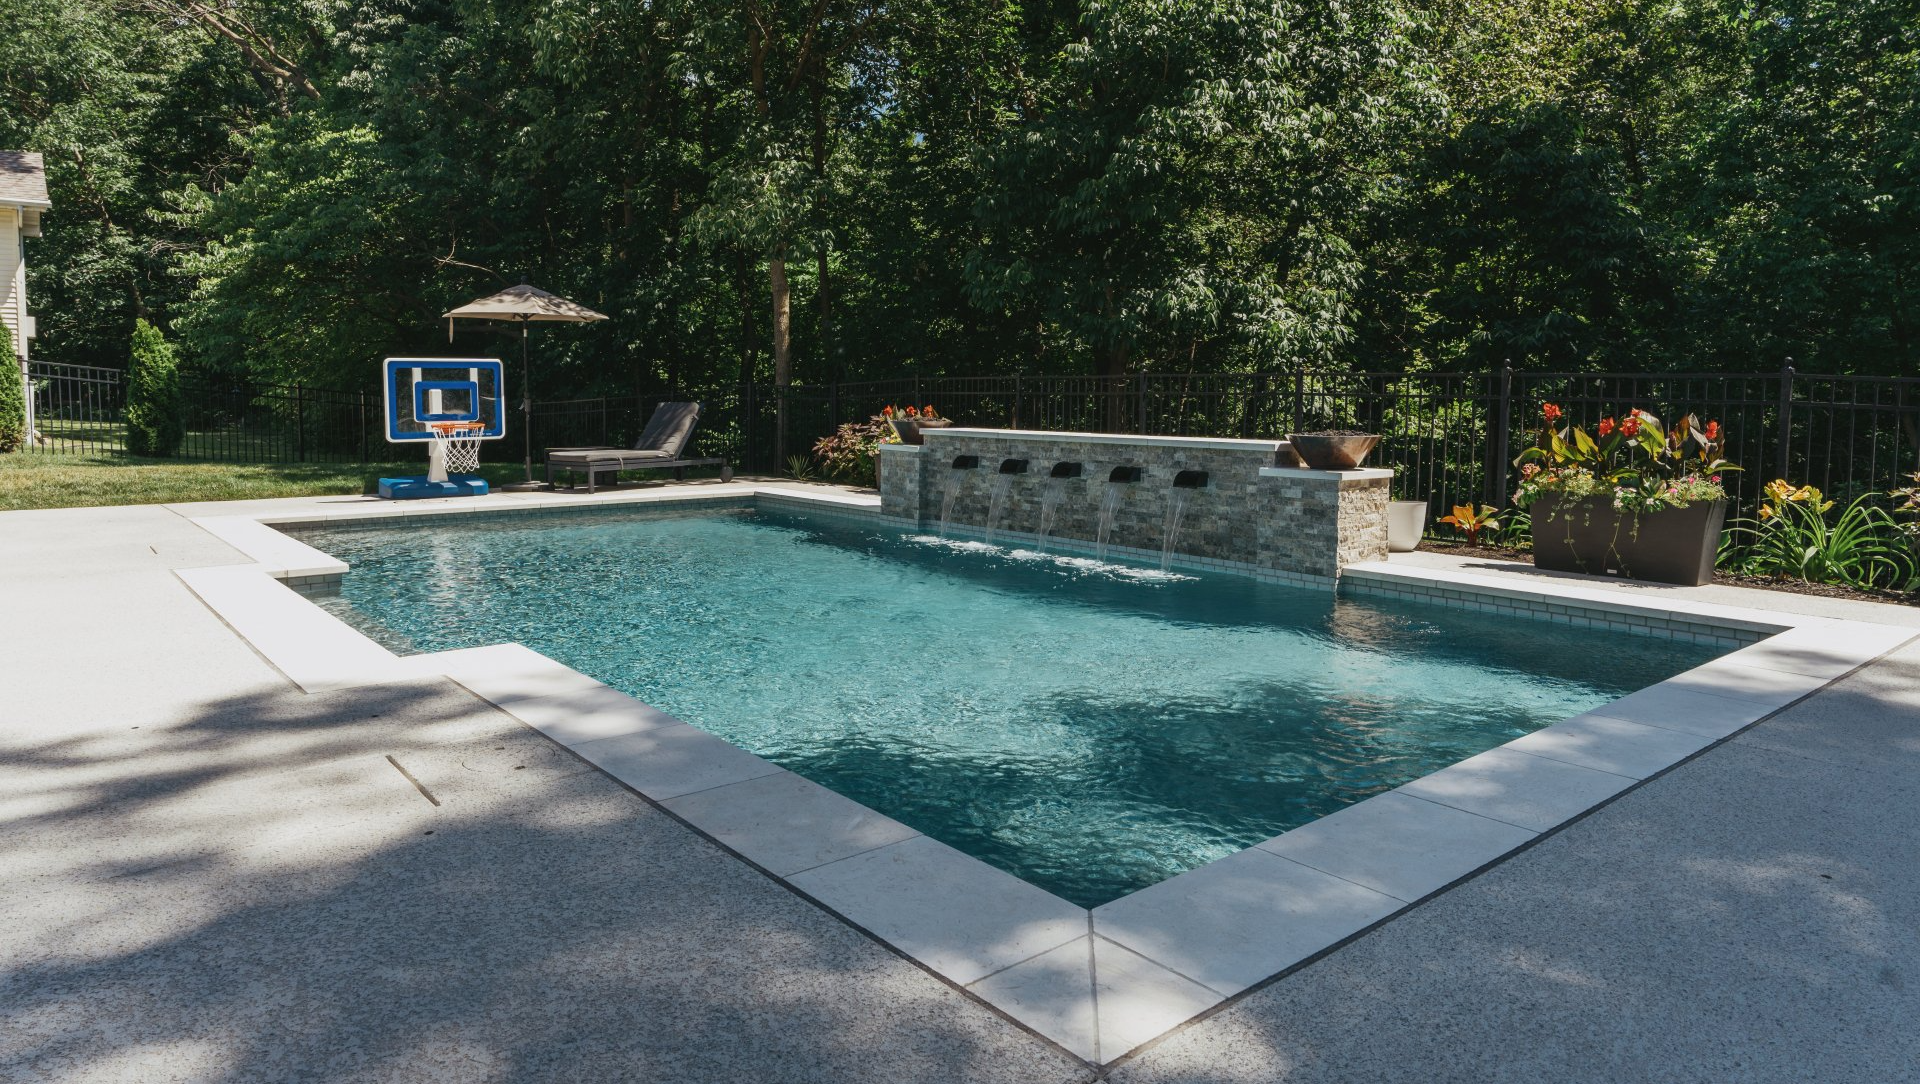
[0,452,530,511]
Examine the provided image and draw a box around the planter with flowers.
[884,404,950,445]
[1512,404,1738,586]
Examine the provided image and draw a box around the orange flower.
[1620,415,1642,438]
[923,405,937,417]
[905,406,919,417]
[1597,416,1616,437]
[882,405,895,417]
[1705,420,1721,441]
[1543,403,1563,423]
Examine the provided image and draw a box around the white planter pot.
[1387,500,1427,553]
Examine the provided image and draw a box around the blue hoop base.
[377,475,490,500]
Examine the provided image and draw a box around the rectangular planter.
[1531,495,1727,586]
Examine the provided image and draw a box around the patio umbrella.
[444,283,609,484]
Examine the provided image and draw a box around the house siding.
[0,206,22,359]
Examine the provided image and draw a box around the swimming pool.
[304,504,1723,907]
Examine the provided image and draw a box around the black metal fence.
[22,361,1920,515]
[25,362,381,463]
[593,367,1920,516]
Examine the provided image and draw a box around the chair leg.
[586,468,596,495]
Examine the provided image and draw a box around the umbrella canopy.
[443,283,607,338]
[443,283,609,485]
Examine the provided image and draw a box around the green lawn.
[0,452,530,511]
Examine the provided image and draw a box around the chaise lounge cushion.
[545,402,702,464]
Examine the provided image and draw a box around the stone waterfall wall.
[877,429,1390,586]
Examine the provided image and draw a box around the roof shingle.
[0,151,50,208]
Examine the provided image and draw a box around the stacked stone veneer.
[878,429,1390,585]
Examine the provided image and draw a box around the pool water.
[305,505,1721,907]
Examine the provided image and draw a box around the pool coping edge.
[177,484,1920,1067]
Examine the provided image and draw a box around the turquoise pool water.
[305,504,1720,906]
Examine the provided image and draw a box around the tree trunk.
[770,257,792,462]
[812,83,834,382]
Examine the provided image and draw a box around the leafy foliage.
[7,0,1920,395]
[1513,404,1736,512]
[125,317,182,457]
[1720,482,1918,591]
[0,320,24,452]
[1438,504,1502,545]
[812,413,895,486]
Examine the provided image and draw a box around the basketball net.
[426,421,485,482]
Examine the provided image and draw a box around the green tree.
[965,0,1437,386]
[0,322,25,452]
[0,0,272,370]
[126,317,183,456]
[1364,101,1669,372]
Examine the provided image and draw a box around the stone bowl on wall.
[889,417,954,445]
[1286,432,1381,470]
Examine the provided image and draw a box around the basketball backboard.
[382,358,507,443]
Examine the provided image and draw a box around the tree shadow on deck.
[0,681,1092,1084]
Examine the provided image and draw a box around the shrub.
[126,318,184,457]
[812,413,896,486]
[0,321,24,452]
[1720,480,1918,592]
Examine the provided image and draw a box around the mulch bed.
[1415,540,1920,608]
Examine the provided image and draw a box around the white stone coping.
[1259,466,1395,483]
[930,428,1283,453]
[178,483,1919,1066]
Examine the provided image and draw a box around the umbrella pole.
[521,320,533,484]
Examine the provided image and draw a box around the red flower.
[1543,403,1563,423]
[924,405,937,417]
[882,405,895,417]
[1597,417,1616,437]
[905,406,919,417]
[1620,415,1642,438]
[1705,420,1721,441]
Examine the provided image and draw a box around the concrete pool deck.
[4,483,1919,1081]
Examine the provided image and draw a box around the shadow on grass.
[0,681,1091,1084]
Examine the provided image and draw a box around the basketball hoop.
[378,357,505,498]
[426,420,485,478]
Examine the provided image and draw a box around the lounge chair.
[545,401,733,492]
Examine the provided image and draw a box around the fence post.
[1013,373,1023,429]
[743,381,756,473]
[294,385,306,462]
[359,393,368,463]
[1291,371,1304,434]
[1490,365,1514,506]
[1775,359,1794,480]
[830,382,841,427]
[1136,372,1149,433]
